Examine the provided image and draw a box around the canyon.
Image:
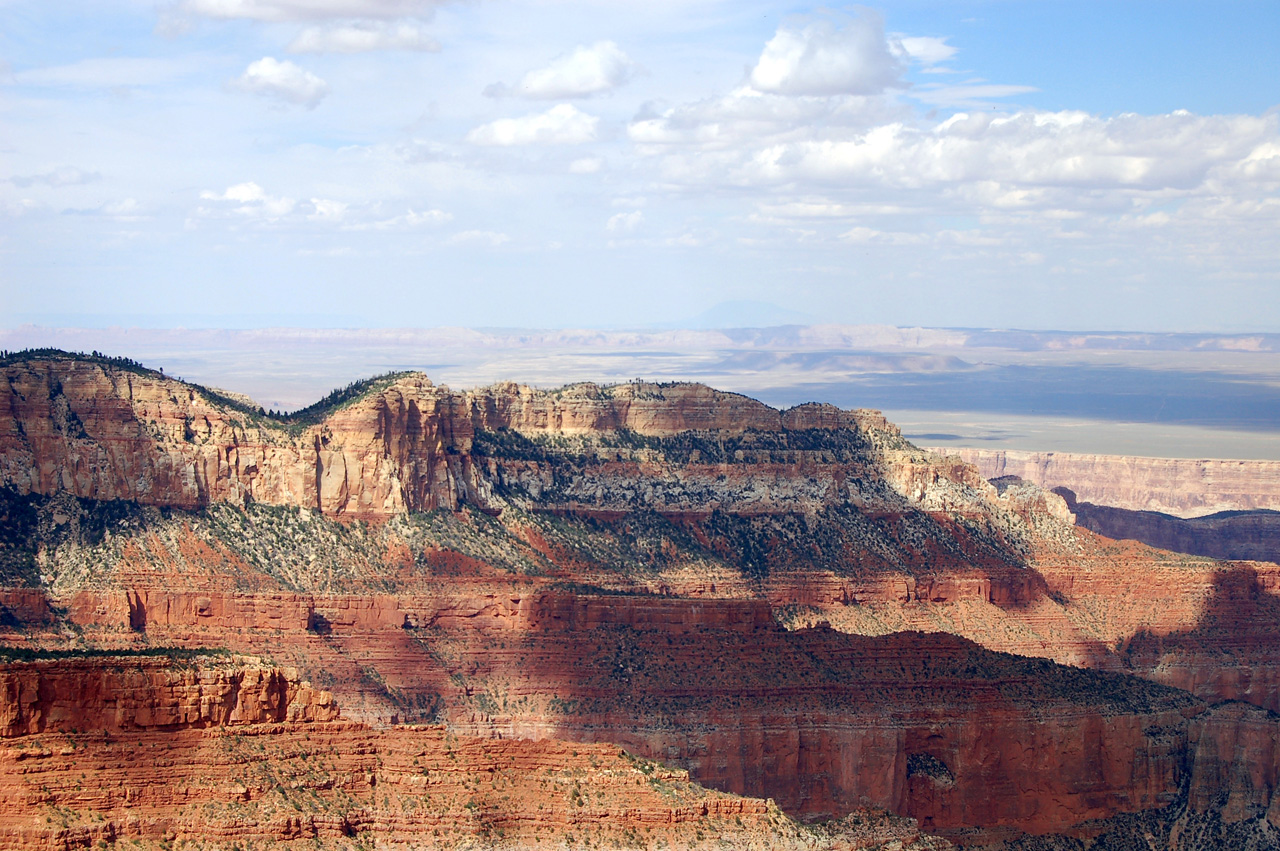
[942,448,1280,518]
[3,351,1280,849]
[1053,489,1280,565]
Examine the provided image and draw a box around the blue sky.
[2,0,1278,331]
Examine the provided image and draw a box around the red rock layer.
[0,660,948,851]
[15,587,1205,841]
[0,358,1017,523]
[11,356,1280,846]
[940,447,1280,518]
[0,655,336,737]
[1066,496,1280,564]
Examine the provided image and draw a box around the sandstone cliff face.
[0,358,1059,537]
[940,448,1280,518]
[0,654,336,736]
[9,354,1280,848]
[1064,495,1280,565]
[0,656,951,851]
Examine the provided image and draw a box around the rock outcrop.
[0,651,955,850]
[0,355,1024,527]
[1060,490,1280,564]
[939,447,1280,518]
[0,653,336,736]
[7,353,1280,848]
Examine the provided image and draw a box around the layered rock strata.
[7,354,1280,848]
[0,653,336,736]
[0,653,949,851]
[0,356,1021,527]
[1059,489,1280,564]
[940,448,1280,518]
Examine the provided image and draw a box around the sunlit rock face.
[5,352,1280,848]
[944,447,1280,518]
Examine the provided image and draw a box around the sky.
[1,0,1278,332]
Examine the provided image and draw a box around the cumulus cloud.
[201,182,269,202]
[345,208,452,230]
[308,198,348,221]
[749,13,905,96]
[288,21,440,53]
[446,229,509,246]
[606,210,643,232]
[488,41,636,99]
[628,85,903,152]
[233,57,329,107]
[467,103,598,146]
[839,226,926,245]
[196,185,454,230]
[775,110,1271,191]
[180,0,445,21]
[633,104,1278,213]
[1232,141,1280,182]
[199,181,296,218]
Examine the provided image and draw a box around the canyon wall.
[938,448,1280,517]
[0,654,336,736]
[0,357,1010,525]
[1064,497,1280,565]
[9,354,1280,847]
[9,600,1280,848]
[0,656,944,851]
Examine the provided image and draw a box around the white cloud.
[749,14,905,96]
[636,106,1277,206]
[199,182,297,218]
[628,86,893,152]
[195,185,452,230]
[493,41,636,100]
[1230,141,1280,182]
[288,21,440,53]
[839,226,926,245]
[606,210,643,232]
[569,158,603,174]
[446,229,509,246]
[180,0,445,21]
[201,182,269,203]
[308,198,348,221]
[345,208,451,229]
[233,57,329,108]
[102,198,146,221]
[895,36,957,67]
[10,167,101,188]
[909,81,1038,108]
[467,103,598,146]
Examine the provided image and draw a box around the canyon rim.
[1,350,1279,849]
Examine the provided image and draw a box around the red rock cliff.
[939,448,1280,517]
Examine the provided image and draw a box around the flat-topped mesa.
[942,448,1280,518]
[469,380,786,436]
[1,354,1051,528]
